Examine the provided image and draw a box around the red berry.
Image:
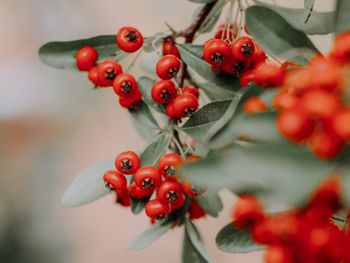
[128,182,154,199]
[308,128,343,159]
[173,93,199,118]
[221,56,252,74]
[231,37,255,61]
[188,200,206,220]
[157,180,184,205]
[103,170,127,191]
[151,80,177,104]
[182,85,199,98]
[119,90,142,109]
[277,109,314,143]
[76,46,98,71]
[232,195,265,228]
[182,180,205,198]
[252,44,267,67]
[115,151,140,175]
[88,66,102,86]
[333,108,350,140]
[166,102,176,119]
[171,192,186,210]
[162,37,180,58]
[98,60,123,87]
[330,31,350,63]
[116,190,131,207]
[265,246,293,263]
[158,153,182,179]
[254,64,284,87]
[156,55,181,80]
[240,70,255,87]
[113,73,138,97]
[203,39,231,65]
[116,27,143,53]
[273,89,298,111]
[243,97,268,114]
[145,199,171,219]
[134,166,161,190]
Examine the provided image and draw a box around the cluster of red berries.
[75,27,144,109]
[232,175,350,263]
[203,24,267,77]
[103,151,206,221]
[274,31,350,159]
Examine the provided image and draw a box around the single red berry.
[128,182,154,199]
[116,26,143,53]
[252,44,267,67]
[76,46,98,71]
[182,180,205,198]
[151,80,177,104]
[88,66,102,86]
[171,192,186,210]
[98,60,123,87]
[232,195,265,228]
[119,90,142,109]
[103,170,127,191]
[265,246,293,263]
[231,36,255,61]
[254,64,284,87]
[166,102,177,119]
[116,189,131,207]
[156,55,181,80]
[115,151,140,175]
[333,108,350,140]
[173,93,199,118]
[162,37,180,58]
[308,128,344,159]
[157,180,184,205]
[240,70,255,87]
[182,85,199,98]
[273,89,298,111]
[277,109,314,143]
[113,73,138,97]
[134,166,162,190]
[221,56,252,74]
[243,97,268,114]
[203,39,231,65]
[188,200,206,220]
[330,31,350,63]
[145,199,171,219]
[158,152,182,179]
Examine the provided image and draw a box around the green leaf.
[143,33,165,53]
[130,197,150,214]
[177,44,240,91]
[304,0,315,23]
[187,0,216,3]
[39,35,126,70]
[246,6,318,65]
[129,221,173,250]
[335,0,350,34]
[61,158,114,207]
[140,133,169,166]
[196,191,223,217]
[181,143,335,208]
[138,77,165,113]
[253,1,336,35]
[198,0,227,33]
[183,220,214,263]
[129,100,159,130]
[216,223,263,253]
[195,82,236,101]
[182,98,240,143]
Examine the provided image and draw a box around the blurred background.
[0,0,335,262]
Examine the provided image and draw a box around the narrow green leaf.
[246,6,318,65]
[335,0,350,34]
[39,35,125,70]
[129,100,159,130]
[198,0,228,33]
[181,143,335,208]
[143,33,165,53]
[177,44,240,91]
[138,76,165,113]
[183,228,208,263]
[61,158,114,207]
[184,220,214,263]
[129,222,173,250]
[195,82,236,101]
[196,191,223,217]
[216,223,263,253]
[182,98,239,143]
[140,133,169,166]
[304,0,315,23]
[130,197,150,214]
[253,1,335,35]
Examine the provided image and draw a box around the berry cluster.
[232,176,350,263]
[275,32,350,159]
[75,27,144,109]
[203,24,267,77]
[103,151,206,222]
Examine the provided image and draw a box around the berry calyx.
[158,152,182,179]
[134,166,162,190]
[76,46,98,71]
[98,60,123,87]
[203,39,231,65]
[103,170,127,192]
[157,180,184,205]
[115,151,140,175]
[231,36,255,61]
[151,80,178,104]
[113,73,138,97]
[145,199,171,220]
[156,55,181,80]
[173,93,199,118]
[119,90,142,109]
[116,27,143,53]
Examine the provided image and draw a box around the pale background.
[0,0,335,262]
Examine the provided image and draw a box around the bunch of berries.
[103,151,206,222]
[232,175,350,263]
[275,31,350,159]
